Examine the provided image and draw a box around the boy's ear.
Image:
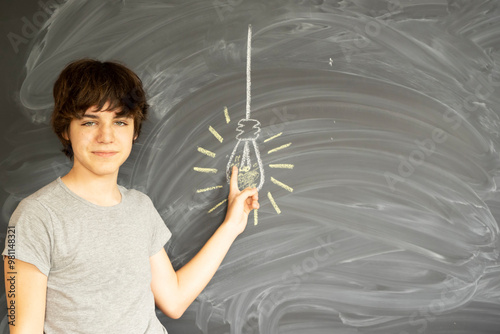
[62,130,69,141]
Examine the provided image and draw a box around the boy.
[3,59,259,333]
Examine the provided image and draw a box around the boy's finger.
[229,166,239,192]
[239,187,258,199]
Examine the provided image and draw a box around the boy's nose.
[97,125,114,143]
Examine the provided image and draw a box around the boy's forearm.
[152,167,258,318]
[174,219,239,310]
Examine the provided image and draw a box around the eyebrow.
[81,114,129,119]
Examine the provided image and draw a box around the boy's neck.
[61,168,122,207]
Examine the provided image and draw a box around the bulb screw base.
[236,119,261,141]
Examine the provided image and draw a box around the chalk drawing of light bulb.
[225,25,265,190]
[193,24,295,223]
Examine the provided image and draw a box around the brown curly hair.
[51,59,149,159]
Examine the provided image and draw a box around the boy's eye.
[115,121,128,126]
[82,121,95,126]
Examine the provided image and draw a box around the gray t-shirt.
[2,177,172,333]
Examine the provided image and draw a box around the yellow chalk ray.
[254,209,258,225]
[193,167,218,173]
[209,126,223,143]
[224,106,230,123]
[268,142,291,154]
[264,132,282,143]
[196,185,223,193]
[269,164,294,169]
[271,177,293,192]
[267,192,281,214]
[208,199,227,214]
[198,147,216,158]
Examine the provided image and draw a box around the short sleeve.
[148,200,172,256]
[2,198,52,276]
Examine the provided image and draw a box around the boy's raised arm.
[149,166,259,319]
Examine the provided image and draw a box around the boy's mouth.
[92,151,118,157]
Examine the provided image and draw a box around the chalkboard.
[1,1,500,333]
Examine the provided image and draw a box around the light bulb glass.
[226,118,264,190]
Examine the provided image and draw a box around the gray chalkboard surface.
[1,1,500,333]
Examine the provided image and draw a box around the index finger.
[230,166,239,193]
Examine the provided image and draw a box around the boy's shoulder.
[118,184,148,199]
[118,185,158,208]
[15,178,62,210]
[10,179,62,223]
[26,178,62,201]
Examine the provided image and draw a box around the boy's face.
[64,104,137,179]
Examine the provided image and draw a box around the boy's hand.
[224,166,259,235]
